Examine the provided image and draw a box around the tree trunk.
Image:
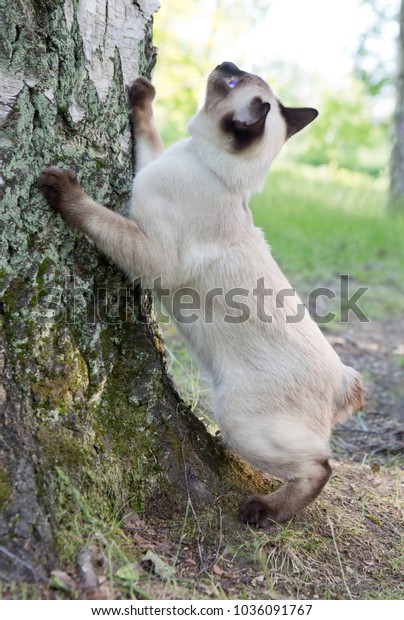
[0,0,246,585]
[389,0,404,213]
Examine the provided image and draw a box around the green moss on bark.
[0,0,168,577]
[0,468,12,511]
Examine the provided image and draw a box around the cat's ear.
[221,97,271,151]
[279,104,318,139]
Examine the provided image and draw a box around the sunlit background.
[153,0,398,174]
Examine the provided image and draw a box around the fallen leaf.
[50,570,76,593]
[141,550,175,581]
[116,563,140,584]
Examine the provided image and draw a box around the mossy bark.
[0,0,248,583]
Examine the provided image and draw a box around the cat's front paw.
[39,167,84,229]
[128,77,156,109]
[129,78,157,133]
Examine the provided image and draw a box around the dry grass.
[80,458,402,601]
[128,461,402,600]
[2,460,401,600]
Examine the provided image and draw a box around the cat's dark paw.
[129,77,156,109]
[239,495,278,528]
[39,167,86,229]
[39,167,79,214]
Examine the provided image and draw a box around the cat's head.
[188,62,318,191]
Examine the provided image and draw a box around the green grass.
[251,164,404,320]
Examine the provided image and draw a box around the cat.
[39,62,364,526]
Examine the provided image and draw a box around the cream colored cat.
[39,62,364,526]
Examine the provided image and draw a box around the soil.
[328,317,404,465]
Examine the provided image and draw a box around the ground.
[1,165,403,601]
[330,318,404,465]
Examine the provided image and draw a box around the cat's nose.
[217,61,243,76]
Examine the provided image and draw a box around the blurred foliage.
[153,0,210,143]
[251,164,404,319]
[261,61,389,175]
[287,83,389,175]
[153,0,269,143]
[153,0,391,175]
[354,0,399,97]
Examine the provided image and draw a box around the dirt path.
[326,318,404,465]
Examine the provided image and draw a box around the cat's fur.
[39,62,364,526]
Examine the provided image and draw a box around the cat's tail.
[333,365,365,425]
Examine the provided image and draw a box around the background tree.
[390,0,404,212]
[354,0,398,97]
[0,0,242,586]
[353,0,404,209]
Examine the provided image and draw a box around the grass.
[251,163,404,320]
[135,461,402,600]
[9,459,402,600]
